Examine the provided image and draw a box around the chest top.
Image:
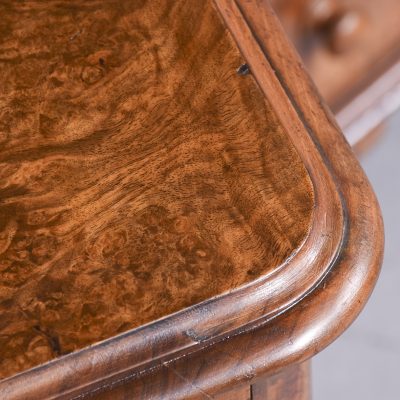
[0,1,383,399]
[0,0,315,378]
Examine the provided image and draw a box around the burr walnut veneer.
[0,0,383,399]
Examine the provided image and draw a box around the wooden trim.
[0,1,383,399]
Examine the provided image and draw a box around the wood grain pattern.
[0,0,384,399]
[0,0,314,378]
[35,1,381,398]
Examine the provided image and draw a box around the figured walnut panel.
[0,0,313,378]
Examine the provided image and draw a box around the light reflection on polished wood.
[0,0,383,399]
[0,0,314,378]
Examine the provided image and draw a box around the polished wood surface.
[252,362,310,400]
[0,0,383,399]
[190,362,310,400]
[0,0,316,379]
[272,0,400,144]
[215,386,251,400]
[273,0,400,109]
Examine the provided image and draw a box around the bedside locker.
[0,1,383,398]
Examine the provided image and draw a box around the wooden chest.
[0,1,383,398]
